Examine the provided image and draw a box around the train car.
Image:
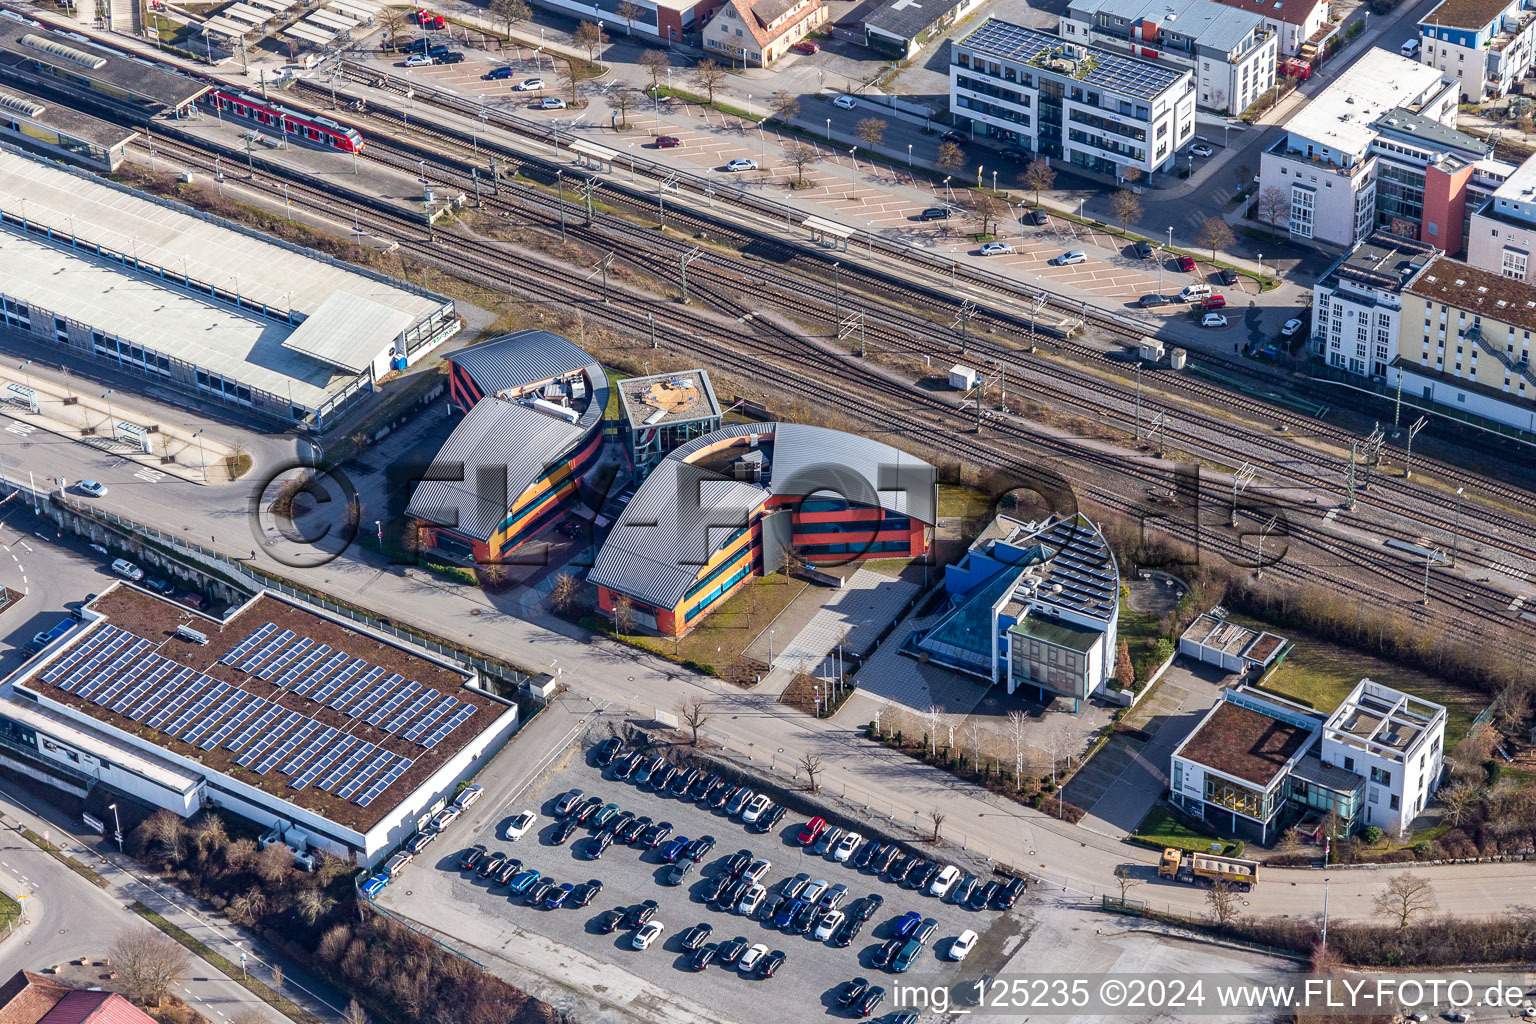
[202,88,364,153]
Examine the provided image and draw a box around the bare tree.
[617,0,643,36]
[612,86,639,128]
[1373,873,1438,930]
[638,49,669,94]
[1206,879,1242,926]
[558,58,589,105]
[1196,216,1235,262]
[782,140,819,187]
[1020,158,1055,206]
[109,927,190,1008]
[1440,782,1479,827]
[678,697,712,745]
[548,571,581,615]
[1256,186,1287,237]
[377,6,406,51]
[1043,716,1073,787]
[255,842,292,885]
[799,751,824,792]
[1113,863,1143,901]
[1234,162,1254,195]
[342,999,369,1024]
[296,888,336,925]
[690,59,726,104]
[142,810,186,861]
[967,718,984,774]
[769,89,799,123]
[966,190,1007,236]
[227,886,268,925]
[268,964,284,992]
[488,0,529,39]
[1007,709,1027,792]
[921,704,942,757]
[611,595,635,635]
[854,116,887,150]
[928,806,947,842]
[573,20,607,64]
[1109,189,1142,233]
[936,141,965,174]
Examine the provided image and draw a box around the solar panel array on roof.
[128,666,195,721]
[258,637,312,679]
[290,736,357,791]
[424,704,477,748]
[356,757,410,806]
[1004,514,1119,623]
[221,622,276,666]
[958,17,1186,100]
[182,689,245,742]
[281,725,339,775]
[255,719,318,775]
[382,689,436,734]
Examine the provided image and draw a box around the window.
[1502,248,1528,280]
[1343,756,1355,772]
[1370,766,1392,787]
[1390,794,1400,810]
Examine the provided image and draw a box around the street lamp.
[107,802,123,851]
[768,628,775,666]
[908,143,912,169]
[101,390,115,441]
[17,360,30,391]
[375,519,382,544]
[192,428,208,483]
[1167,226,1173,250]
[826,118,831,141]
[1451,486,1465,566]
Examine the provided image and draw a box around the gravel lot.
[395,740,1030,1022]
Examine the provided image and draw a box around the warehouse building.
[2,584,519,866]
[408,331,609,564]
[0,148,457,429]
[590,422,936,636]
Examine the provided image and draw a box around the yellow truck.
[1158,848,1259,891]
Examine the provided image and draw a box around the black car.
[854,841,881,870]
[757,949,786,978]
[686,944,717,971]
[873,846,901,874]
[782,873,810,899]
[571,879,603,907]
[829,914,863,948]
[996,876,1026,908]
[143,576,174,594]
[1139,293,1171,308]
[594,908,626,933]
[526,878,556,904]
[551,817,580,846]
[1133,240,1155,259]
[621,900,659,930]
[595,736,623,765]
[426,43,450,57]
[790,901,817,935]
[712,880,747,912]
[852,892,884,922]
[494,858,522,885]
[918,207,951,221]
[759,893,784,922]
[574,797,604,824]
[477,851,505,877]
[723,849,753,877]
[716,936,749,965]
[685,835,716,862]
[611,751,639,781]
[604,810,635,835]
[751,804,786,834]
[702,874,731,905]
[906,861,938,890]
[679,922,713,951]
[434,51,465,64]
[664,860,695,886]
[1215,268,1239,286]
[459,846,485,870]
[707,783,735,810]
[839,978,870,1007]
[854,985,886,1017]
[651,764,678,793]
[940,129,965,143]
[585,831,614,860]
[998,147,1028,163]
[971,880,1001,911]
[885,856,913,884]
[690,773,718,800]
[639,821,673,848]
[871,938,902,969]
[619,815,651,844]
[670,766,697,796]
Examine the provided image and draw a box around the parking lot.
[380,735,1029,1022]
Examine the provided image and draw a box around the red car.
[1202,295,1227,310]
[1176,254,1197,272]
[797,817,827,846]
[432,14,446,28]
[655,136,682,148]
[794,40,820,54]
[415,8,430,23]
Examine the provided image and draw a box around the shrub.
[1412,840,1432,857]
[1361,825,1384,845]
[1483,759,1502,786]
[1029,793,1044,809]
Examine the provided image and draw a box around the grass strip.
[130,903,324,1024]
[19,828,109,889]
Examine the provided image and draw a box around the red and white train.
[201,89,365,153]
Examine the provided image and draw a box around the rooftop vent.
[1455,278,1466,286]
[0,90,44,117]
[19,33,106,69]
[1477,285,1488,293]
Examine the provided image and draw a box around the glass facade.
[1204,774,1270,821]
[1008,634,1086,697]
[1376,162,1426,227]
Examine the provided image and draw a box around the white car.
[77,479,108,498]
[430,805,461,832]
[743,858,771,884]
[540,97,566,109]
[403,54,432,67]
[1055,250,1087,266]
[950,929,978,961]
[813,910,844,941]
[631,920,664,950]
[929,864,961,898]
[801,878,828,904]
[515,78,545,91]
[504,810,537,841]
[741,794,772,823]
[738,943,769,972]
[1201,312,1229,328]
[455,784,483,810]
[725,158,758,172]
[1190,142,1215,157]
[979,242,1014,256]
[737,883,766,916]
[1280,318,1304,338]
[831,832,863,863]
[833,94,857,109]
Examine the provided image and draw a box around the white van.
[1179,282,1213,302]
[1401,38,1421,57]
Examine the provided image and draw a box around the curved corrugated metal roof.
[449,329,599,397]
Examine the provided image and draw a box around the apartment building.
[1467,150,1536,279]
[1312,232,1437,378]
[1397,254,1536,433]
[1210,0,1331,57]
[951,17,1197,177]
[1321,680,1445,835]
[1417,0,1536,102]
[1060,0,1276,115]
[1257,47,1460,246]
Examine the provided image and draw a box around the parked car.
[459,845,485,870]
[905,860,937,890]
[951,875,978,906]
[507,869,540,894]
[1054,250,1087,266]
[874,846,901,873]
[726,787,756,816]
[996,876,1026,909]
[612,752,640,781]
[829,914,863,948]
[1201,313,1229,328]
[918,207,951,221]
[1133,241,1155,259]
[585,831,614,859]
[631,921,665,950]
[818,883,848,910]
[484,65,514,79]
[854,841,882,870]
[929,865,961,898]
[725,158,758,172]
[619,815,650,843]
[886,856,914,885]
[756,946,785,976]
[741,794,772,822]
[708,783,735,810]
[832,832,863,863]
[950,929,979,960]
[1280,317,1304,338]
[1190,142,1215,157]
[717,935,749,965]
[590,803,619,828]
[1176,254,1197,272]
[670,768,698,796]
[979,242,1014,256]
[892,938,925,973]
[555,789,584,816]
[752,804,785,833]
[434,51,464,64]
[660,836,691,863]
[793,39,819,53]
[839,978,870,1007]
[738,942,769,972]
[940,129,964,143]
[594,908,625,933]
[493,858,522,885]
[970,880,1001,911]
[539,97,566,109]
[526,878,556,904]
[737,883,766,916]
[851,892,883,922]
[544,883,574,909]
[871,938,902,969]
[680,922,713,950]
[684,835,716,861]
[855,985,886,1017]
[654,135,682,148]
[1202,294,1227,310]
[723,849,753,877]
[478,850,506,878]
[651,764,678,792]
[773,898,802,930]
[515,77,545,91]
[360,873,388,899]
[505,811,537,841]
[622,900,660,929]
[143,577,173,595]
[405,831,436,854]
[743,858,771,884]
[1139,294,1171,308]
[664,860,695,886]
[571,879,603,907]
[604,811,635,836]
[913,917,938,944]
[833,94,857,109]
[814,827,843,856]
[1215,267,1239,286]
[790,900,817,934]
[1179,283,1212,302]
[77,479,108,498]
[403,53,432,67]
[690,773,718,800]
[686,943,717,971]
[782,873,810,899]
[1024,208,1051,226]
[111,559,144,581]
[801,878,829,905]
[574,796,604,824]
[813,910,844,941]
[595,737,623,765]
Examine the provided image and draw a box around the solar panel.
[290,736,358,791]
[200,695,267,750]
[280,725,339,774]
[239,628,296,673]
[225,703,285,753]
[274,644,331,689]
[345,672,404,718]
[75,638,151,700]
[127,666,196,721]
[57,631,132,692]
[366,680,419,727]
[255,720,319,775]
[181,688,248,744]
[167,680,231,737]
[90,653,162,707]
[110,657,177,714]
[355,756,412,807]
[290,650,347,697]
[41,625,121,683]
[258,637,312,680]
[148,676,213,730]
[219,622,276,665]
[335,749,394,800]
[315,742,374,792]
[402,695,458,743]
[236,711,304,766]
[382,689,437,734]
[423,704,478,748]
[328,665,384,712]
[309,657,366,704]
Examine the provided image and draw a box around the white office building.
[951,17,1197,177]
[1417,0,1536,102]
[1060,0,1276,115]
[1320,679,1445,835]
[1312,232,1438,377]
[1466,149,1536,279]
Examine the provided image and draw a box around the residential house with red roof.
[702,0,827,66]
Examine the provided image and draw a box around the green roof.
[1009,614,1102,653]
